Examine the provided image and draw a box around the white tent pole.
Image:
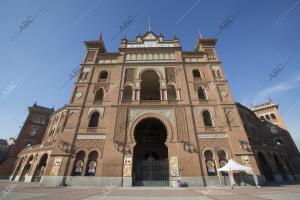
[229,171,233,189]
[250,168,258,187]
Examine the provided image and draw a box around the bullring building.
[1,30,299,187]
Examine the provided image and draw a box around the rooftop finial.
[99,32,103,41]
[268,98,272,103]
[198,30,203,39]
[148,16,151,32]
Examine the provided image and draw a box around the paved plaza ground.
[1,180,300,200]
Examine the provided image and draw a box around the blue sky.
[0,0,299,148]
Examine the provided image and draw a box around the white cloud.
[251,73,300,104]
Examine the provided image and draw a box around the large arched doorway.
[132,117,169,186]
[140,70,160,100]
[257,152,274,181]
[32,154,48,182]
[11,157,24,181]
[274,154,288,181]
[19,155,34,182]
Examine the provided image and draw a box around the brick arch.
[201,148,216,159]
[74,149,88,157]
[138,68,164,80]
[215,147,231,159]
[87,148,103,159]
[129,113,173,144]
[123,82,134,88]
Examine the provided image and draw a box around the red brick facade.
[3,32,299,186]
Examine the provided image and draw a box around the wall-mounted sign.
[77,134,106,140]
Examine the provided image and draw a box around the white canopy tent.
[217,159,259,188]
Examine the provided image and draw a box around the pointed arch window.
[197,87,206,100]
[218,150,228,176]
[99,71,108,81]
[271,113,276,119]
[123,85,133,101]
[86,151,98,176]
[202,110,213,127]
[192,69,201,80]
[79,72,84,80]
[204,150,216,176]
[83,72,89,79]
[140,70,160,100]
[73,151,85,176]
[88,112,100,128]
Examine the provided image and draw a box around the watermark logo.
[0,181,18,200]
[61,67,81,89]
[214,8,244,37]
[0,75,26,101]
[11,8,45,41]
[111,8,144,42]
[259,57,294,91]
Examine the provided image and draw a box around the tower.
[0,103,53,179]
[251,100,288,130]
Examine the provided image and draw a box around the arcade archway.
[132,117,169,186]
[140,70,160,100]
[257,152,274,181]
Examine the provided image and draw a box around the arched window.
[204,150,216,176]
[192,70,201,79]
[218,150,228,176]
[271,113,276,119]
[73,151,85,176]
[137,54,142,60]
[167,85,177,101]
[86,151,98,176]
[11,157,24,181]
[143,54,147,60]
[88,112,100,128]
[165,53,170,60]
[212,70,217,78]
[202,110,213,127]
[265,115,270,120]
[94,88,104,103]
[84,72,89,79]
[99,71,108,80]
[123,85,133,101]
[32,154,48,182]
[79,72,84,79]
[140,70,160,100]
[159,53,164,59]
[26,141,32,147]
[19,155,33,181]
[275,138,283,146]
[260,116,265,120]
[197,87,206,100]
[217,70,221,78]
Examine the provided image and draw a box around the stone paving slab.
[208,194,268,200]
[254,193,300,200]
[83,196,213,200]
[107,189,199,197]
[1,180,300,200]
[190,189,237,195]
[1,192,47,200]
